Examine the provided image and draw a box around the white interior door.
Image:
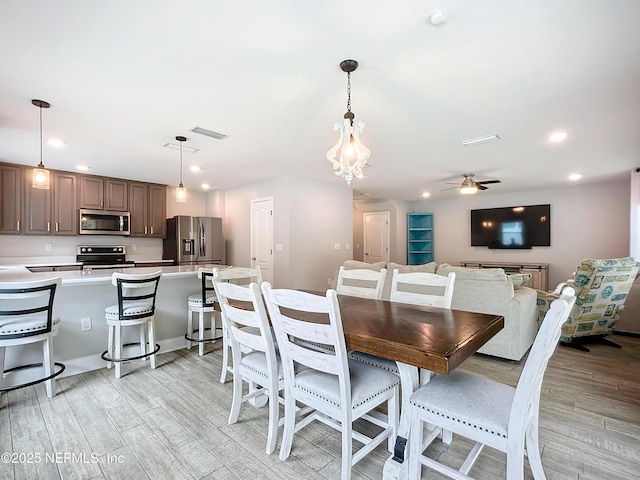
[251,197,274,284]
[363,211,390,264]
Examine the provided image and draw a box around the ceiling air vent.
[189,125,227,140]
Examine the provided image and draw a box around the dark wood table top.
[337,295,504,375]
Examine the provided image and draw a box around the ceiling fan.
[442,173,501,194]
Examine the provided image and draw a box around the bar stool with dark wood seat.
[102,270,162,379]
[0,276,65,398]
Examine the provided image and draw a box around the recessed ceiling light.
[48,139,65,147]
[422,192,431,198]
[460,134,501,146]
[76,165,91,171]
[201,183,210,189]
[568,173,581,181]
[190,166,201,173]
[548,131,568,143]
[162,142,199,153]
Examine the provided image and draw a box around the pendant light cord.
[38,105,43,168]
[179,140,183,185]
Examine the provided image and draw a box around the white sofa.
[339,260,538,361]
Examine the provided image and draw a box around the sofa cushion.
[382,262,437,300]
[436,263,507,281]
[343,260,386,272]
[508,273,532,290]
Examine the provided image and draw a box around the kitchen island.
[1,265,230,377]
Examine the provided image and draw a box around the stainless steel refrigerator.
[163,216,225,265]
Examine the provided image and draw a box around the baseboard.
[59,335,187,378]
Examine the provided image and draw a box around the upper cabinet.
[80,175,128,211]
[129,182,166,238]
[0,163,22,234]
[24,170,78,235]
[1,161,165,237]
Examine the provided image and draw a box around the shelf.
[408,213,434,265]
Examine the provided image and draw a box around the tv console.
[460,261,549,291]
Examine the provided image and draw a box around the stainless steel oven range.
[76,245,136,270]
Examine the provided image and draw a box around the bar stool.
[102,270,162,379]
[0,277,65,398]
[186,267,222,356]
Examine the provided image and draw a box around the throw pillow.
[508,273,532,290]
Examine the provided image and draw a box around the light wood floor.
[1,334,639,480]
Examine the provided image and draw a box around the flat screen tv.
[470,204,550,249]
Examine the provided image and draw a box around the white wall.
[412,179,630,288]
[353,197,412,263]
[224,176,352,291]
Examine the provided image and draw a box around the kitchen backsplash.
[0,235,163,265]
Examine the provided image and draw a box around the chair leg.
[148,319,156,369]
[220,327,230,383]
[228,369,243,425]
[600,336,622,348]
[341,420,353,480]
[266,380,279,455]
[198,311,205,356]
[186,308,193,350]
[279,393,296,461]
[506,440,526,480]
[43,337,55,397]
[525,417,545,480]
[387,385,400,453]
[0,346,5,391]
[139,324,147,362]
[115,324,122,379]
[408,407,424,480]
[106,324,114,369]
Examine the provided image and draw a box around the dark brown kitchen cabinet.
[24,171,78,235]
[52,172,78,235]
[129,182,166,237]
[0,163,22,234]
[80,176,128,211]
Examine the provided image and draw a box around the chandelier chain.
[346,72,352,114]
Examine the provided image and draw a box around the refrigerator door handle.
[200,220,206,257]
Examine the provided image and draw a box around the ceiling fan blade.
[476,180,501,185]
[440,186,460,191]
[478,185,489,190]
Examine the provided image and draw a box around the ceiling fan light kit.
[443,173,501,194]
[326,59,371,185]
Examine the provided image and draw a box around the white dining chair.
[103,270,162,379]
[407,286,576,480]
[335,266,387,300]
[0,277,65,398]
[350,270,456,377]
[213,279,282,454]
[213,266,263,383]
[261,283,399,480]
[390,270,456,308]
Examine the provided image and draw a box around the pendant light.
[32,99,51,189]
[326,59,370,185]
[175,135,187,203]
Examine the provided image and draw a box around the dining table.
[335,294,504,480]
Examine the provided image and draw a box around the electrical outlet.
[45,244,52,252]
[334,243,341,250]
[345,243,350,250]
[80,317,92,331]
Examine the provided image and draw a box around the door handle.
[252,257,256,261]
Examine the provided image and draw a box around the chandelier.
[326,59,370,185]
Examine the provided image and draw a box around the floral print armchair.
[537,257,638,350]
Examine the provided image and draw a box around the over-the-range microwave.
[79,209,131,235]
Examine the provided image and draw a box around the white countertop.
[0,264,232,285]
